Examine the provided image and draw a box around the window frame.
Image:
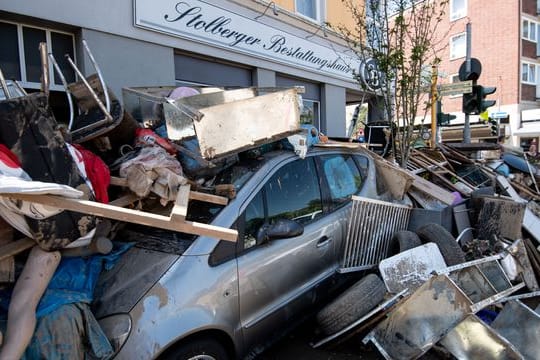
[522,61,537,85]
[449,32,467,60]
[0,20,76,91]
[450,0,467,21]
[294,0,323,23]
[522,18,539,42]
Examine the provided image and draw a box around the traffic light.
[436,99,456,126]
[488,118,499,136]
[437,112,457,126]
[462,86,480,114]
[477,85,497,113]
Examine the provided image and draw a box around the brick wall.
[523,0,538,16]
[435,0,520,113]
[522,83,537,101]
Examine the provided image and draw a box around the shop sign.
[134,0,362,83]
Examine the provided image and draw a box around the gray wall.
[321,84,346,137]
[80,29,175,99]
[253,69,276,87]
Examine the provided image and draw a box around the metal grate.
[339,196,411,273]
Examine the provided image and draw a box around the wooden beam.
[0,237,35,262]
[1,193,238,242]
[170,184,190,222]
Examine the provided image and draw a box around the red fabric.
[72,144,110,204]
[0,143,21,168]
[134,128,177,155]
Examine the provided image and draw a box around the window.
[300,99,320,128]
[522,62,537,84]
[295,0,321,21]
[522,19,538,42]
[450,33,466,60]
[450,0,467,21]
[266,158,322,224]
[241,157,323,250]
[319,154,366,209]
[243,190,265,250]
[0,21,75,90]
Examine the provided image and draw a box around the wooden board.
[0,193,238,242]
[0,217,15,282]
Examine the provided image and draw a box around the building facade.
[435,0,540,148]
[0,0,375,138]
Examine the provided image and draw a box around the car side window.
[243,190,265,250]
[320,154,365,208]
[266,157,322,225]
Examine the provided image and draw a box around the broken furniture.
[363,246,529,360]
[123,85,304,160]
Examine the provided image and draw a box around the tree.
[331,0,450,167]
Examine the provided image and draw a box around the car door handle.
[316,236,333,248]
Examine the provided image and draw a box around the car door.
[316,152,370,269]
[237,156,340,351]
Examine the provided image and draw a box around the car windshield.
[187,154,267,225]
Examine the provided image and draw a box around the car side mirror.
[256,219,304,244]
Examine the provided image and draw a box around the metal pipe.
[48,53,75,130]
[82,39,110,112]
[39,42,50,97]
[65,54,112,123]
[0,68,11,99]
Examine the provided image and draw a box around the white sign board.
[134,0,361,82]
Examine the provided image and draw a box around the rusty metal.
[48,52,75,130]
[440,315,524,360]
[363,275,473,360]
[39,42,49,97]
[378,242,446,294]
[339,196,411,273]
[492,300,540,360]
[311,289,408,349]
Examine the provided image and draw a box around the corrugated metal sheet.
[339,196,411,273]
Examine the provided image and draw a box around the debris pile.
[313,142,540,359]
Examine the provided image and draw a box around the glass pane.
[451,34,465,58]
[523,20,529,38]
[0,22,21,80]
[320,154,364,208]
[266,158,322,225]
[296,0,317,19]
[522,64,528,82]
[300,99,319,128]
[51,32,76,84]
[244,191,265,249]
[531,23,536,41]
[23,26,46,83]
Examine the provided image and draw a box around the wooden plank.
[109,194,140,207]
[0,217,15,282]
[0,193,238,242]
[189,190,228,206]
[0,237,35,262]
[110,176,228,206]
[411,174,456,205]
[170,184,190,222]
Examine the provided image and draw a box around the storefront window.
[0,20,75,89]
[300,99,320,128]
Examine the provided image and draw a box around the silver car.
[94,146,379,360]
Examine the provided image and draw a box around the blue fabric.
[0,242,133,319]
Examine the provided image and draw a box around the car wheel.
[163,337,229,360]
[316,273,386,335]
[390,230,422,255]
[416,223,466,266]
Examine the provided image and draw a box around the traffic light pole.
[431,65,438,149]
[464,23,472,143]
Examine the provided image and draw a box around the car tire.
[390,230,422,255]
[415,223,466,266]
[163,337,229,360]
[316,273,386,335]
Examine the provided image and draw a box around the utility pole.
[430,65,438,149]
[464,22,472,143]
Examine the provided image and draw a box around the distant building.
[433,0,540,148]
[0,0,381,137]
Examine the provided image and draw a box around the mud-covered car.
[93,146,380,360]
